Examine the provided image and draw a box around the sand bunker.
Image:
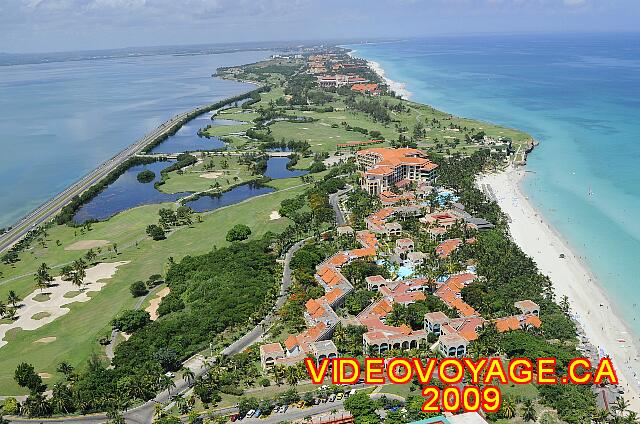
[0,261,129,349]
[34,336,56,344]
[145,287,170,321]
[199,172,223,179]
[269,211,282,220]
[65,240,110,251]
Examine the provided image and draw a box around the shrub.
[136,170,155,183]
[111,310,151,333]
[130,281,149,297]
[226,224,251,242]
[146,224,165,241]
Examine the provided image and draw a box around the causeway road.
[0,102,235,256]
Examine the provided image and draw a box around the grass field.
[0,178,308,394]
[157,154,258,194]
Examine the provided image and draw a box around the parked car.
[246,409,255,418]
[328,394,336,402]
[336,393,344,400]
[230,414,238,422]
[254,410,261,418]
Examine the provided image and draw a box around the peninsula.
[0,47,632,424]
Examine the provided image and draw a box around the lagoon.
[0,48,270,228]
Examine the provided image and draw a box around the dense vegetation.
[8,238,278,416]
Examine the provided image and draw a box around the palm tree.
[626,411,639,423]
[285,366,300,386]
[60,265,74,281]
[7,290,20,308]
[500,396,516,419]
[71,259,87,288]
[85,249,97,263]
[182,367,195,386]
[0,301,6,318]
[614,397,630,418]
[592,408,610,424]
[35,263,53,292]
[271,364,286,385]
[56,362,74,379]
[5,307,17,321]
[159,375,176,394]
[71,270,84,288]
[521,399,536,422]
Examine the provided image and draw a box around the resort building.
[316,74,368,87]
[438,333,469,357]
[259,173,544,371]
[394,238,415,258]
[407,412,488,424]
[435,238,476,259]
[351,83,380,95]
[259,343,286,369]
[356,148,439,195]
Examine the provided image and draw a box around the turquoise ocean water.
[0,48,270,229]
[349,34,640,337]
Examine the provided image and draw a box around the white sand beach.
[479,168,640,411]
[367,60,412,100]
[348,48,412,99]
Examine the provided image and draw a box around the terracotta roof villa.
[357,148,438,195]
[258,174,545,370]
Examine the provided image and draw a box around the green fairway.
[157,154,258,194]
[0,179,308,395]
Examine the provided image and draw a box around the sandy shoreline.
[479,168,640,411]
[346,49,412,99]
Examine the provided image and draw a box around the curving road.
[6,236,310,424]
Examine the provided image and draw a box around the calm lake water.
[73,160,189,223]
[72,154,306,221]
[0,48,270,228]
[148,112,244,154]
[264,157,309,179]
[185,183,275,213]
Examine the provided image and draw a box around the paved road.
[242,400,348,424]
[0,101,241,256]
[329,186,351,227]
[7,238,309,424]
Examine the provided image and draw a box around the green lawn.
[157,154,258,194]
[0,179,309,395]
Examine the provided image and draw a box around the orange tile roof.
[524,315,542,328]
[323,288,344,305]
[351,83,379,92]
[329,253,350,267]
[495,316,521,332]
[261,342,285,355]
[285,335,299,351]
[370,299,394,317]
[436,239,463,258]
[306,298,323,316]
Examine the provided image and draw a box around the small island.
[136,169,155,183]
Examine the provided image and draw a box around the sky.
[1,0,639,53]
